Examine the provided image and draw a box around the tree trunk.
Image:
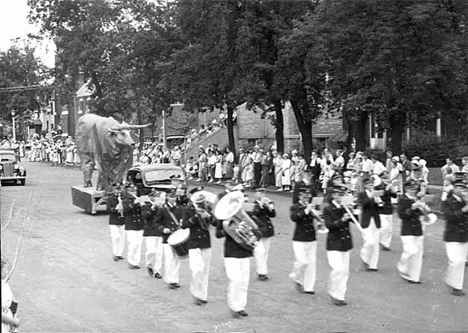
[390,116,404,155]
[273,99,284,154]
[290,99,313,164]
[226,104,236,155]
[354,114,367,152]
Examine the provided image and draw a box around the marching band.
[104,167,468,318]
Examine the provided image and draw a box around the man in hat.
[252,146,263,187]
[154,188,186,289]
[292,165,317,204]
[251,188,276,281]
[409,161,428,198]
[396,180,425,284]
[122,184,145,269]
[442,179,468,296]
[141,189,164,279]
[376,174,398,251]
[289,186,318,294]
[322,184,354,306]
[182,187,218,305]
[107,182,126,261]
[197,146,208,182]
[356,176,382,271]
[215,191,262,318]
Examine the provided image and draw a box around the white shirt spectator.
[373,160,387,176]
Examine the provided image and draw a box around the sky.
[0,0,55,67]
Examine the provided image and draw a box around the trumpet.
[306,203,328,234]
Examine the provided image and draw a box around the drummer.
[154,187,187,289]
[182,187,218,305]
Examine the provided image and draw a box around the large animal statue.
[76,114,148,191]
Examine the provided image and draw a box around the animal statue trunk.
[75,114,149,192]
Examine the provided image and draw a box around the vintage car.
[0,149,27,185]
[127,164,187,196]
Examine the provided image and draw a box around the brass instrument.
[343,204,365,235]
[214,191,259,250]
[190,190,218,230]
[116,193,124,217]
[306,203,328,234]
[413,199,437,225]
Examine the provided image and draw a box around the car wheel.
[20,179,25,186]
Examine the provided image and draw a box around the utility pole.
[11,110,16,141]
[162,110,167,148]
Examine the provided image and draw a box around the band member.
[292,166,317,204]
[215,194,262,318]
[141,189,163,279]
[357,176,381,271]
[182,188,218,305]
[289,186,317,294]
[107,182,126,261]
[442,179,468,296]
[397,180,425,284]
[376,175,398,251]
[322,184,353,306]
[122,185,145,269]
[154,188,186,289]
[252,189,276,281]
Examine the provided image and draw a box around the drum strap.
[167,209,182,229]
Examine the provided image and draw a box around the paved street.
[1,161,467,333]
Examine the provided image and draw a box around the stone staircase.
[183,126,238,161]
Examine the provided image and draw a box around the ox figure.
[76,114,148,191]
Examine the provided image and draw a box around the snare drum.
[167,228,190,258]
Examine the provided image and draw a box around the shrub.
[402,131,459,167]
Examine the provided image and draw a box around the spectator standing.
[441,158,460,178]
[198,147,208,182]
[461,156,468,173]
[400,154,412,183]
[225,147,234,179]
[273,151,283,191]
[282,153,292,192]
[372,156,387,176]
[252,146,263,187]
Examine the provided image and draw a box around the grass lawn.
[427,167,443,186]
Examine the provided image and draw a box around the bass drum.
[167,228,190,258]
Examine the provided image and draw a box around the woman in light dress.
[281,153,292,191]
[273,151,283,191]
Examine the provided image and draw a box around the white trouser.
[224,257,250,312]
[360,219,380,269]
[145,236,164,274]
[163,243,181,284]
[397,235,424,282]
[289,241,317,292]
[379,214,393,248]
[445,242,468,290]
[126,230,143,266]
[254,237,272,275]
[189,248,211,301]
[109,225,126,257]
[327,250,350,301]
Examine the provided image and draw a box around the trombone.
[306,203,329,234]
[343,204,365,235]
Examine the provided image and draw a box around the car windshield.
[144,169,185,183]
[0,153,16,162]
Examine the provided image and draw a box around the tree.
[302,0,468,153]
[0,45,51,139]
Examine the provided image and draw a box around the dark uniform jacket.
[376,185,397,215]
[182,204,218,249]
[397,194,423,236]
[250,201,276,238]
[322,202,353,252]
[154,203,186,244]
[290,203,316,242]
[122,193,144,231]
[215,220,260,259]
[357,190,381,228]
[141,202,162,237]
[107,193,125,226]
[442,194,468,243]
